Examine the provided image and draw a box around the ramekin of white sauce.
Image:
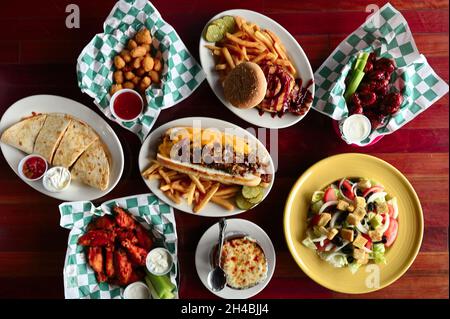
[146,247,173,276]
[43,166,71,192]
[123,281,151,299]
[341,114,372,144]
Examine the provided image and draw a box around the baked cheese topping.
[221,236,268,289]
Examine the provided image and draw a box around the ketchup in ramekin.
[110,89,144,121]
[19,155,48,181]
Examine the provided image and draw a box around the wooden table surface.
[0,0,448,299]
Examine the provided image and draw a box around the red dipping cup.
[110,89,144,122]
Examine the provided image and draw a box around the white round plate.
[195,218,276,299]
[0,95,124,201]
[199,9,315,129]
[138,117,275,217]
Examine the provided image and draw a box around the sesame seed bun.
[223,62,267,109]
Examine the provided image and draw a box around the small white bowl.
[146,247,174,276]
[42,166,72,193]
[123,281,151,299]
[18,154,48,182]
[109,89,144,122]
[341,114,372,144]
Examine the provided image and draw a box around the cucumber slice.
[236,193,254,210]
[311,191,324,203]
[205,24,223,42]
[242,186,263,199]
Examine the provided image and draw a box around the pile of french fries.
[142,161,240,213]
[205,16,297,80]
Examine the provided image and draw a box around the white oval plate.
[138,117,275,217]
[195,218,276,299]
[199,9,315,129]
[0,95,124,201]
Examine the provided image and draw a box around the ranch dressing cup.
[341,114,372,144]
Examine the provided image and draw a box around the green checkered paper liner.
[313,3,449,146]
[77,0,205,142]
[59,193,178,299]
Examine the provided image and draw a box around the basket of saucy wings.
[60,195,179,299]
[139,118,274,217]
[199,10,314,129]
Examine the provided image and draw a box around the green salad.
[302,177,399,273]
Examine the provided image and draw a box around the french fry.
[193,183,220,213]
[213,49,221,56]
[189,175,205,193]
[215,186,241,197]
[215,64,227,70]
[187,182,196,205]
[254,31,274,51]
[164,190,181,204]
[225,33,264,49]
[274,41,288,61]
[160,184,171,192]
[147,173,161,180]
[205,44,221,51]
[171,180,187,192]
[235,16,245,29]
[232,30,244,38]
[211,196,234,211]
[251,51,269,64]
[142,162,160,178]
[242,46,249,61]
[158,168,171,185]
[222,47,235,69]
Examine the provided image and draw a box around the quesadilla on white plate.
[0,114,47,154]
[71,139,110,191]
[34,114,72,163]
[52,119,98,168]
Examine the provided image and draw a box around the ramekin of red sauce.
[18,154,48,181]
[110,89,144,122]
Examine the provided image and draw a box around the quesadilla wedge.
[52,119,98,168]
[71,140,110,191]
[0,114,47,154]
[34,114,72,163]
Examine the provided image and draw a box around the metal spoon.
[207,218,227,292]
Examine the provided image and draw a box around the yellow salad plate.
[284,153,423,294]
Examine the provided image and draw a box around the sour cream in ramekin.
[43,166,71,192]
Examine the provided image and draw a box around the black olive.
[336,212,349,224]
[356,189,363,197]
[367,202,375,212]
[382,236,387,244]
[332,236,343,246]
[347,256,354,263]
[342,245,353,254]
[353,229,358,237]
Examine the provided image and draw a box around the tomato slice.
[315,239,330,251]
[384,217,398,247]
[362,185,384,198]
[361,233,372,249]
[387,204,395,218]
[310,214,322,226]
[341,180,355,200]
[324,187,337,202]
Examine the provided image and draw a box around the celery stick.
[344,69,365,101]
[354,52,370,72]
[145,270,176,299]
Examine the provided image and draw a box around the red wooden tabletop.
[0,0,448,299]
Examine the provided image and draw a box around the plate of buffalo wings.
[78,206,154,286]
[60,195,179,299]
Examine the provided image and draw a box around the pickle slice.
[242,186,263,199]
[247,191,264,204]
[205,24,223,42]
[222,16,236,33]
[236,193,254,210]
[211,18,227,34]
